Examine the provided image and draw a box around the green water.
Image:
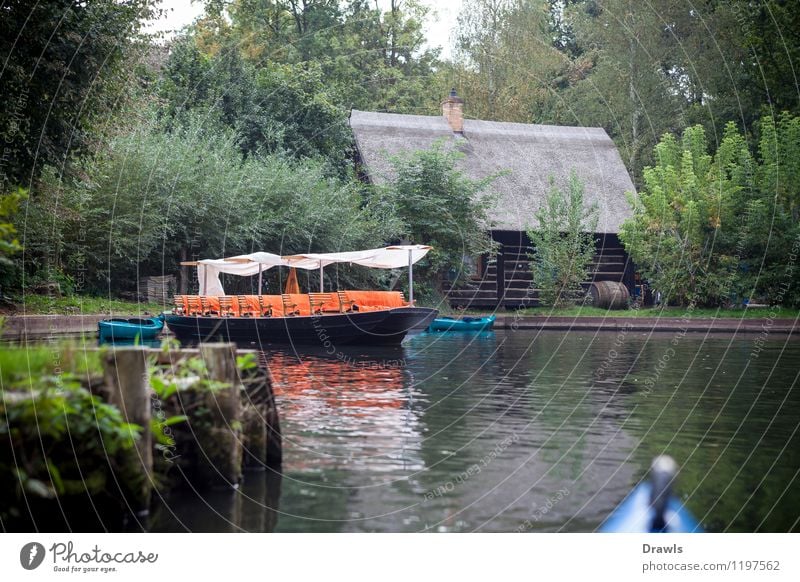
[152,329,800,532]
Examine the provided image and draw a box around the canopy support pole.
[202,265,207,295]
[257,263,264,294]
[319,261,324,293]
[408,249,413,305]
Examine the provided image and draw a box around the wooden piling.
[196,343,243,487]
[101,347,152,513]
[242,404,268,470]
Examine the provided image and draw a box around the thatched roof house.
[349,92,639,308]
[349,93,635,233]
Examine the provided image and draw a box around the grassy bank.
[0,343,103,387]
[3,295,165,316]
[464,306,800,319]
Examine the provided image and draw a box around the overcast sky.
[146,0,463,59]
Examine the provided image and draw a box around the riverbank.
[491,314,799,334]
[0,295,164,316]
[2,312,798,340]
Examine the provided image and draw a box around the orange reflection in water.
[267,351,408,413]
[262,350,423,474]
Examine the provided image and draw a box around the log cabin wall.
[446,230,635,309]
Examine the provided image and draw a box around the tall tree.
[196,0,440,112]
[159,35,354,173]
[377,143,497,297]
[0,0,155,190]
[556,0,684,183]
[452,0,568,122]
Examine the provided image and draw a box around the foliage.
[0,188,25,268]
[16,113,395,295]
[0,362,140,522]
[447,1,800,186]
[0,0,156,188]
[213,0,442,113]
[452,0,569,123]
[376,142,497,298]
[160,37,354,174]
[527,172,598,308]
[619,117,800,307]
[0,343,103,388]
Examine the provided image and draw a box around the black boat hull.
[164,307,438,347]
[368,307,439,344]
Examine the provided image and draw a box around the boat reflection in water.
[264,346,424,476]
[151,343,424,532]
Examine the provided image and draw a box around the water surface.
[152,328,800,532]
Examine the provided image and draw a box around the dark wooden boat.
[164,307,437,346]
[168,245,438,346]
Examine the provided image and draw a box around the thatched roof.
[350,110,636,233]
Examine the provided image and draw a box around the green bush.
[620,117,800,307]
[527,172,598,308]
[377,142,497,296]
[15,113,395,295]
[0,349,141,525]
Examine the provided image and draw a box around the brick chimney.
[442,88,464,134]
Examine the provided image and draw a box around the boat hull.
[98,317,164,341]
[428,315,496,332]
[362,307,439,344]
[164,307,438,347]
[599,482,704,533]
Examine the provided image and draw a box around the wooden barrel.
[589,281,630,310]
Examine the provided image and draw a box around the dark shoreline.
[491,314,799,335]
[2,313,798,340]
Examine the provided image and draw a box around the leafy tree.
[527,172,598,308]
[452,0,569,123]
[193,0,441,113]
[377,142,497,298]
[620,126,736,306]
[18,113,395,295]
[0,0,156,188]
[620,119,800,308]
[555,0,685,183]
[334,0,441,112]
[159,37,353,174]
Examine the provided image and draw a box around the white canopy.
[194,245,432,296]
[283,245,432,269]
[197,252,288,295]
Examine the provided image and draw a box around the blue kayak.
[428,315,496,332]
[600,456,703,533]
[98,314,165,342]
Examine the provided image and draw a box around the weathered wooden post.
[102,347,152,514]
[241,360,281,469]
[196,343,243,487]
[242,404,268,469]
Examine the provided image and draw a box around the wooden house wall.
[445,230,635,309]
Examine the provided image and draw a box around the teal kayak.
[98,314,165,342]
[428,315,496,332]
